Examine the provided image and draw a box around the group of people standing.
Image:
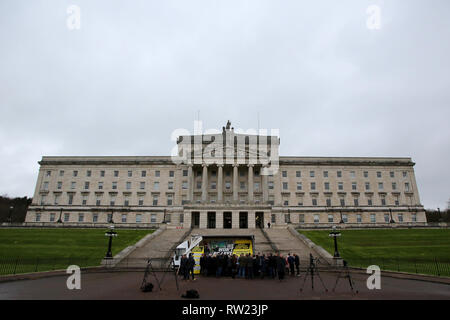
[196,252,300,281]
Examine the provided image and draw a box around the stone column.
[248,164,254,203]
[218,165,223,202]
[216,211,224,229]
[262,166,268,203]
[202,164,208,203]
[199,211,207,229]
[232,211,240,229]
[248,211,256,229]
[233,164,239,202]
[188,165,193,203]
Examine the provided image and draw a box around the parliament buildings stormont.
[25,122,427,228]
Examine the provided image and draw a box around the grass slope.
[299,229,450,277]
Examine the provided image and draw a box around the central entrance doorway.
[239,212,248,229]
[255,212,264,228]
[207,212,216,229]
[191,212,200,228]
[223,212,232,229]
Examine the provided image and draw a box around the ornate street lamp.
[104,225,118,259]
[389,208,395,224]
[8,206,14,223]
[329,226,341,258]
[57,208,63,223]
[339,210,345,224]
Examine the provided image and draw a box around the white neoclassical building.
[25,122,427,228]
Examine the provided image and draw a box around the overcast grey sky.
[0,0,449,209]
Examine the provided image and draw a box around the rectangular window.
[211,182,216,189]
[338,182,343,190]
[390,171,395,178]
[167,195,173,206]
[352,182,357,190]
[240,182,246,190]
[126,182,131,190]
[271,214,276,223]
[197,182,202,189]
[140,182,145,190]
[403,171,408,178]
[71,182,76,189]
[314,214,319,224]
[378,182,384,190]
[370,214,376,223]
[68,194,74,205]
[283,182,288,190]
[342,214,348,223]
[254,182,260,191]
[54,194,60,205]
[377,171,382,178]
[43,181,49,190]
[59,170,64,177]
[340,198,345,206]
[49,213,55,222]
[82,194,88,205]
[310,171,315,178]
[35,213,41,222]
[112,182,117,190]
[182,181,188,189]
[326,198,331,207]
[128,170,132,177]
[84,181,89,190]
[357,214,362,223]
[296,171,301,177]
[154,182,159,191]
[225,181,231,190]
[405,183,410,192]
[86,170,91,177]
[312,198,317,206]
[73,170,78,177]
[365,182,370,190]
[142,170,146,177]
[150,214,157,223]
[124,197,129,206]
[152,196,158,206]
[328,214,333,223]
[381,197,386,206]
[169,171,174,177]
[107,213,113,223]
[183,170,188,177]
[268,181,274,189]
[368,198,373,206]
[282,171,287,177]
[297,182,302,190]
[136,214,142,223]
[323,171,328,178]
[78,213,84,222]
[310,182,316,190]
[337,171,342,178]
[350,171,356,178]
[64,213,70,222]
[392,182,397,190]
[40,195,46,205]
[138,196,144,206]
[93,213,98,223]
[98,182,103,190]
[114,170,119,177]
[299,214,305,223]
[284,214,291,223]
[354,198,359,206]
[384,214,390,223]
[364,171,368,178]
[57,181,62,190]
[398,214,404,222]
[412,214,417,222]
[122,214,127,223]
[100,170,105,177]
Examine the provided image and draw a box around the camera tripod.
[299,254,328,292]
[140,256,179,292]
[332,260,358,294]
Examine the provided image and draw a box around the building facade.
[25,123,426,228]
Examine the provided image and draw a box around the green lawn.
[299,229,450,277]
[0,228,154,275]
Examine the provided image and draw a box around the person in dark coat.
[231,254,237,279]
[287,253,295,276]
[180,254,188,280]
[276,253,285,281]
[294,253,300,276]
[268,253,276,278]
[200,254,206,276]
[187,253,196,280]
[259,254,266,279]
[247,254,254,279]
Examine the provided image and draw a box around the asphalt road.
[0,271,449,300]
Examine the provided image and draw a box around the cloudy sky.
[0,0,449,209]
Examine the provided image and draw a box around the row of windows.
[281,170,409,179]
[292,212,416,223]
[282,181,412,192]
[45,169,182,178]
[35,212,158,223]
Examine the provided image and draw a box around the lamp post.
[389,208,395,224]
[8,206,14,223]
[104,225,118,259]
[437,207,443,222]
[329,226,341,258]
[57,208,63,223]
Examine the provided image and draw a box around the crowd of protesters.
[178,252,301,281]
